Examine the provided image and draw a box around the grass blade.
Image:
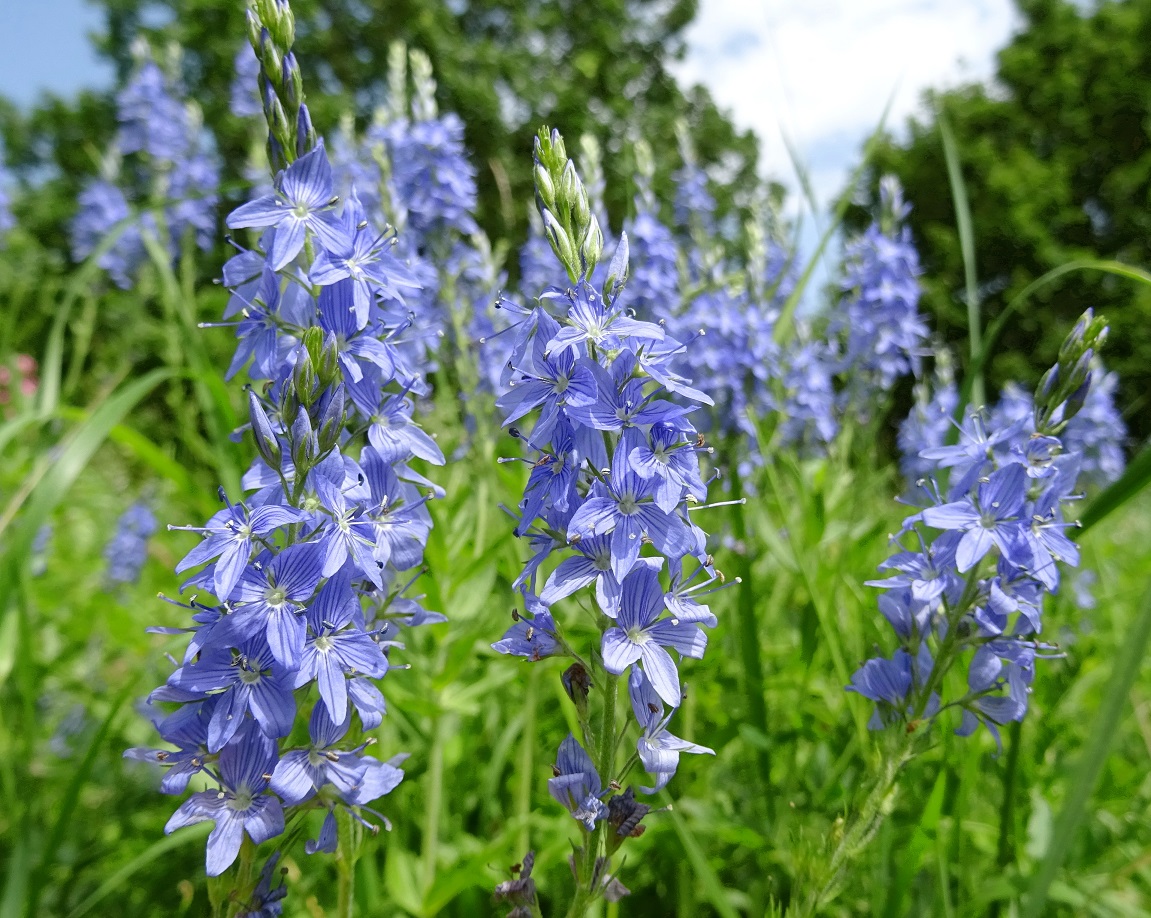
[66,824,211,918]
[1078,439,1151,534]
[27,682,135,916]
[773,93,896,346]
[0,369,173,630]
[659,794,740,918]
[959,259,1151,411]
[1021,582,1151,917]
[938,107,983,408]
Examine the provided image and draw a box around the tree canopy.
[863,0,1151,438]
[2,0,761,259]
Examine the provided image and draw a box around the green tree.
[861,0,1151,438]
[5,0,760,263]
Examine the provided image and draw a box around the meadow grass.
[2,265,1149,916]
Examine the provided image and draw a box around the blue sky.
[672,0,1019,208]
[0,0,112,106]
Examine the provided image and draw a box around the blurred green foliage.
[862,0,1151,438]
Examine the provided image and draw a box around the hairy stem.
[336,807,361,918]
[566,672,620,918]
[798,729,923,916]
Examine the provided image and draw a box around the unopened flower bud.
[533,163,556,209]
[542,211,579,282]
[316,385,346,454]
[248,390,282,471]
[256,28,283,87]
[561,662,591,723]
[281,52,303,110]
[1063,375,1091,423]
[245,11,262,51]
[580,215,603,278]
[289,406,316,472]
[559,161,580,214]
[602,231,629,304]
[316,330,341,389]
[292,347,319,407]
[296,103,316,158]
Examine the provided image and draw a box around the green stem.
[217,834,258,918]
[798,730,923,916]
[729,475,772,815]
[566,672,620,918]
[422,715,446,894]
[337,807,360,918]
[988,720,1022,918]
[517,665,540,857]
[597,671,619,790]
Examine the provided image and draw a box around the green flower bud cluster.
[246,0,316,171]
[532,127,604,285]
[248,327,346,492]
[409,49,438,122]
[633,138,656,213]
[1034,308,1109,436]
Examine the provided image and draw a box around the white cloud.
[671,0,1020,205]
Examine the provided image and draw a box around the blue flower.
[165,635,297,752]
[541,280,663,358]
[498,313,600,445]
[919,412,1024,498]
[226,144,349,270]
[539,534,619,613]
[271,705,372,805]
[600,563,707,707]
[310,191,421,327]
[124,697,215,794]
[164,731,284,876]
[105,502,158,585]
[567,445,693,582]
[548,734,607,830]
[116,56,191,161]
[627,667,713,793]
[920,463,1031,572]
[174,494,307,605]
[296,572,390,722]
[226,545,325,666]
[492,600,560,660]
